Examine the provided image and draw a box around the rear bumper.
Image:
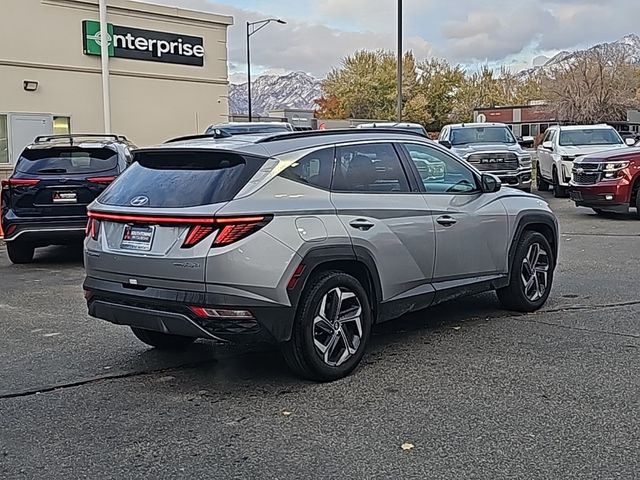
[1,211,87,243]
[83,276,296,344]
[568,182,631,211]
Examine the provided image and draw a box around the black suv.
[1,134,135,264]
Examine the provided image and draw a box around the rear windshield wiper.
[37,168,68,174]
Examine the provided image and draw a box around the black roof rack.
[34,134,129,145]
[255,127,428,143]
[165,130,233,143]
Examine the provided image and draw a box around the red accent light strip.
[188,306,209,318]
[87,176,116,184]
[2,178,40,188]
[287,263,306,290]
[88,211,219,225]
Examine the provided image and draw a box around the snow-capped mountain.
[523,34,640,76]
[229,71,322,115]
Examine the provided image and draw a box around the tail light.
[87,176,116,185]
[1,178,40,190]
[85,218,100,240]
[86,212,271,248]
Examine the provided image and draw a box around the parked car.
[356,122,428,137]
[569,148,640,217]
[83,128,558,381]
[536,124,633,198]
[205,122,294,136]
[438,123,533,191]
[1,134,135,264]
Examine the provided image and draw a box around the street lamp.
[246,18,286,122]
[396,0,402,122]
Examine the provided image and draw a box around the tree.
[541,48,640,124]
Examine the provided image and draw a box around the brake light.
[1,178,40,189]
[182,225,216,248]
[87,176,116,184]
[85,218,100,240]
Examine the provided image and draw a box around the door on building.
[9,114,53,164]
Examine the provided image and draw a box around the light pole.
[396,0,403,122]
[246,18,286,122]
[99,0,111,133]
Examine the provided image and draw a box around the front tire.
[536,164,550,191]
[283,271,372,382]
[130,327,196,350]
[497,231,554,312]
[552,168,568,198]
[6,242,35,264]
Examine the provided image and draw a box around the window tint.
[402,143,479,193]
[16,147,118,174]
[279,148,334,190]
[100,151,265,208]
[332,143,410,193]
[559,128,623,146]
[450,126,517,146]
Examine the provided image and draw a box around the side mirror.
[481,174,501,193]
[625,137,636,146]
[439,140,452,149]
[541,141,553,150]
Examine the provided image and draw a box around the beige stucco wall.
[0,0,233,152]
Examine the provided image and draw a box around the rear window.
[99,150,266,208]
[16,147,118,174]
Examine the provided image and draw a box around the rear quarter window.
[16,147,118,174]
[99,150,266,208]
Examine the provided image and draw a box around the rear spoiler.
[34,134,129,145]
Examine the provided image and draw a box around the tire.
[536,164,550,191]
[282,271,372,382]
[6,242,35,264]
[552,168,567,198]
[130,327,196,350]
[497,231,554,312]
[634,186,640,219]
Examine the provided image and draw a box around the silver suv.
[83,129,558,381]
[439,123,532,191]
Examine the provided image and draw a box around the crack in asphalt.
[562,232,640,237]
[0,359,217,401]
[2,300,637,401]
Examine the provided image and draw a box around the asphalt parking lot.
[1,191,638,480]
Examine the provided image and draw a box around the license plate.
[570,191,583,201]
[53,191,77,203]
[121,224,155,251]
[480,158,504,164]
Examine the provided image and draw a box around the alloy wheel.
[521,243,550,302]
[312,287,363,367]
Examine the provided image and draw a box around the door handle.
[349,219,375,231]
[436,215,457,227]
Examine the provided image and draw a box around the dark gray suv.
[83,129,558,381]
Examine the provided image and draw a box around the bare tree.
[542,48,640,124]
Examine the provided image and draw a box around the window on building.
[521,124,530,136]
[0,114,8,164]
[531,124,540,137]
[53,116,71,135]
[540,124,550,134]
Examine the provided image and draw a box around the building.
[0,0,233,178]
[473,104,640,139]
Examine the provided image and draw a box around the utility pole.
[396,0,403,122]
[99,0,111,133]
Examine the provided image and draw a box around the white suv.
[536,124,633,197]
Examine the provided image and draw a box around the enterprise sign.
[82,20,205,66]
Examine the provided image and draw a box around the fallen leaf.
[43,332,61,337]
[401,442,415,451]
[452,326,461,331]
[282,411,292,416]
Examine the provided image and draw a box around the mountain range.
[229,35,640,115]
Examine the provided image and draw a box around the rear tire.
[634,186,640,219]
[497,231,554,312]
[536,164,550,191]
[130,327,196,350]
[552,168,567,198]
[6,242,35,264]
[282,271,372,382]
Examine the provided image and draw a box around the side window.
[439,127,448,141]
[332,143,410,193]
[402,143,479,194]
[279,147,334,190]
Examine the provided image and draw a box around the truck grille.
[572,163,600,185]
[466,152,518,171]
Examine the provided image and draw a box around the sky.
[147,0,640,83]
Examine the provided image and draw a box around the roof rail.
[255,127,428,143]
[34,134,129,145]
[165,130,233,143]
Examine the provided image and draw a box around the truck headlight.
[561,156,576,162]
[602,161,630,179]
[518,155,532,167]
